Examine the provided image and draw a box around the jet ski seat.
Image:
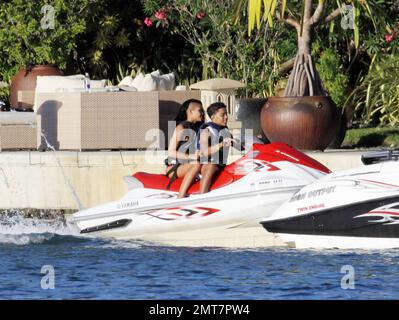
[132,169,234,194]
[130,142,331,194]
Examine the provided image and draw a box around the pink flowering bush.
[144,17,153,27]
[141,0,285,97]
[384,29,397,44]
[385,34,393,43]
[196,11,206,20]
[155,9,167,20]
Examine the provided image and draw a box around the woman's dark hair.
[206,102,227,118]
[175,99,203,123]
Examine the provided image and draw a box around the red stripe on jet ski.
[145,207,219,220]
[367,211,399,216]
[359,179,399,188]
[255,143,331,174]
[195,207,220,216]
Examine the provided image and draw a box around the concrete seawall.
[0,149,365,210]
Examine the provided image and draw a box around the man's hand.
[222,137,237,147]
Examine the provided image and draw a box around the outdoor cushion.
[139,73,158,91]
[118,71,175,91]
[175,85,188,91]
[36,75,106,93]
[64,74,85,80]
[150,71,175,90]
[118,76,134,87]
[0,111,36,125]
[34,75,106,110]
[36,76,83,93]
[131,72,145,88]
[119,86,137,92]
[156,77,168,91]
[159,72,175,90]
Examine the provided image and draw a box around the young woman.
[166,99,205,198]
[197,102,236,194]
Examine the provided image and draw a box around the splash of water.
[40,132,83,210]
[0,210,79,245]
[0,167,9,189]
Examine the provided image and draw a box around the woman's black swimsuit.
[165,121,199,189]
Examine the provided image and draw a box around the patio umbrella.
[190,78,245,91]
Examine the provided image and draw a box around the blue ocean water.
[0,213,398,300]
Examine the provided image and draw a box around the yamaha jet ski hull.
[70,143,329,246]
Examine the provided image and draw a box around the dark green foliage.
[0,0,88,82]
[143,0,288,97]
[343,127,399,148]
[313,46,349,109]
[350,54,399,127]
[0,0,198,84]
[0,0,398,120]
[75,0,200,82]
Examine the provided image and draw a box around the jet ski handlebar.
[361,150,399,165]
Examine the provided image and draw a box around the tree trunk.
[284,52,326,97]
[284,12,326,97]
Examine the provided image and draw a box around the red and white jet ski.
[261,150,399,249]
[70,142,329,246]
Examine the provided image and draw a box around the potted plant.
[0,0,88,109]
[241,0,378,150]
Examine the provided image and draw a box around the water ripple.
[1,213,399,299]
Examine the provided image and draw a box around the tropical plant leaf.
[351,54,399,126]
[232,0,246,25]
[268,0,278,27]
[255,0,262,29]
[247,0,279,33]
[353,3,360,48]
[281,0,286,18]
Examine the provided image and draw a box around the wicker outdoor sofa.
[0,112,36,151]
[0,89,202,151]
[35,90,202,150]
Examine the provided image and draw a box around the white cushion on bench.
[34,75,106,111]
[0,112,36,125]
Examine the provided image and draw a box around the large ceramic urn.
[260,96,341,151]
[10,64,63,110]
